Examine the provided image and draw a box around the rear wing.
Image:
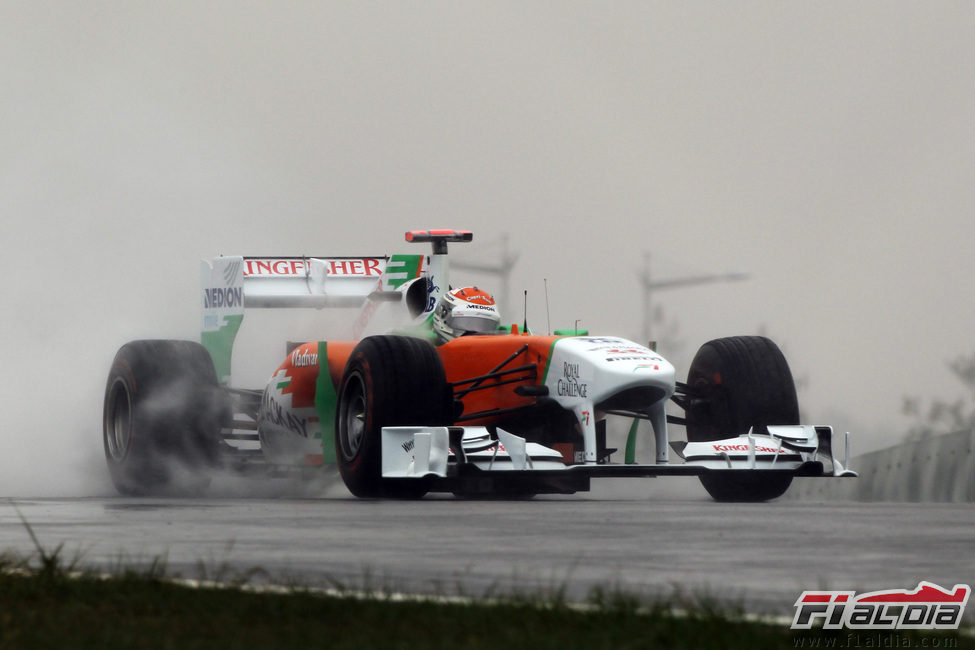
[232,256,388,308]
[201,231,471,385]
[201,254,431,384]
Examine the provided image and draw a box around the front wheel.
[335,336,453,498]
[698,472,794,503]
[685,336,798,502]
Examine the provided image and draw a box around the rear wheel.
[685,336,798,502]
[336,336,453,498]
[103,340,230,496]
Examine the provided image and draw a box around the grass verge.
[1,554,971,650]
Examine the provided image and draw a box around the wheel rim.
[105,378,132,461]
[339,373,367,462]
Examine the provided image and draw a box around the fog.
[3,3,974,496]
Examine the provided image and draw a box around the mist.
[3,3,974,496]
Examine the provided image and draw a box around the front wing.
[381,425,857,495]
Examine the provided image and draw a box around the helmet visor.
[448,314,499,334]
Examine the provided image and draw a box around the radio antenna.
[522,290,528,334]
[544,278,551,335]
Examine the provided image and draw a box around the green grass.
[0,568,760,650]
[1,556,971,650]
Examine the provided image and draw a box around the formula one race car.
[103,230,855,501]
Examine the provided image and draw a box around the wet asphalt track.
[2,478,973,618]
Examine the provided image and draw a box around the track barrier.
[789,428,975,502]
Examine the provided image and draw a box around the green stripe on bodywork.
[201,314,243,385]
[625,418,640,464]
[385,254,424,289]
[315,341,338,464]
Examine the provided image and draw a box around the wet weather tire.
[336,336,453,499]
[103,340,230,496]
[685,336,798,502]
[698,471,794,503]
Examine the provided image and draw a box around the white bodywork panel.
[542,336,675,464]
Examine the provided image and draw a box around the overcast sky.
[3,2,974,494]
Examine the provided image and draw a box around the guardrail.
[789,428,975,502]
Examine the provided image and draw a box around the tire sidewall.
[336,357,380,495]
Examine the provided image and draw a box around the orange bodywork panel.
[322,340,356,388]
[436,335,563,424]
[321,334,563,426]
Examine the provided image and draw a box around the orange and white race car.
[103,230,855,501]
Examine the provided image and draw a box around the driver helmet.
[433,287,501,341]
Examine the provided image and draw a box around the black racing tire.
[335,335,453,499]
[685,336,798,502]
[698,471,794,503]
[103,340,230,496]
[452,490,537,500]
